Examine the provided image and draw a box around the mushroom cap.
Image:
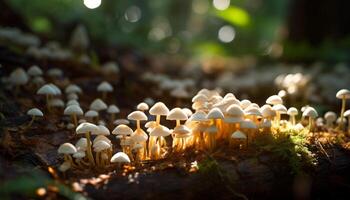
[231,130,247,139]
[287,107,298,116]
[27,65,43,76]
[48,84,62,95]
[32,76,45,85]
[110,152,131,163]
[324,111,337,121]
[113,119,130,125]
[260,105,276,118]
[192,101,206,111]
[93,135,111,145]
[205,125,218,133]
[65,84,82,94]
[67,93,79,100]
[37,84,56,95]
[189,111,208,122]
[102,62,119,73]
[9,68,29,85]
[127,111,148,121]
[137,102,149,111]
[224,93,236,100]
[266,95,283,105]
[240,99,252,109]
[226,105,244,117]
[27,108,43,117]
[150,125,171,137]
[73,151,86,159]
[49,98,65,107]
[75,138,88,151]
[76,122,99,134]
[64,105,83,116]
[47,68,63,77]
[85,110,99,118]
[67,99,80,106]
[107,105,120,114]
[244,107,262,117]
[112,124,133,136]
[97,81,113,92]
[173,125,191,138]
[145,121,157,128]
[58,143,77,154]
[344,110,350,117]
[206,107,224,119]
[336,89,350,99]
[149,102,169,116]
[182,108,193,117]
[131,129,148,142]
[90,98,107,111]
[302,107,318,118]
[192,94,208,103]
[95,125,110,136]
[272,104,287,114]
[167,108,188,121]
[240,119,257,129]
[93,140,111,152]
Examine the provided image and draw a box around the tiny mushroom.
[58,143,77,168]
[302,107,318,132]
[26,108,43,128]
[107,105,120,122]
[90,98,108,112]
[110,152,131,168]
[149,102,169,126]
[336,89,350,130]
[76,122,99,166]
[324,111,337,128]
[287,107,298,125]
[64,105,83,127]
[137,102,149,112]
[167,107,188,127]
[97,81,113,99]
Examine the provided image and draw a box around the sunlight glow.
[218,25,235,43]
[213,0,230,11]
[83,0,101,9]
[125,6,142,23]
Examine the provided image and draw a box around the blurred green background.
[2,0,350,61]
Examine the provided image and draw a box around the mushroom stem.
[340,98,346,130]
[156,115,161,126]
[85,132,95,166]
[176,120,180,127]
[27,116,35,128]
[309,117,313,133]
[275,111,280,127]
[64,154,77,168]
[290,116,296,125]
[136,120,141,130]
[72,114,78,127]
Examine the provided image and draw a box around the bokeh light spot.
[218,25,235,43]
[83,0,101,9]
[125,6,142,23]
[213,0,230,11]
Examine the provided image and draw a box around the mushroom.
[188,111,209,149]
[170,87,190,106]
[97,81,113,100]
[58,143,77,168]
[336,89,350,130]
[230,130,247,149]
[266,95,283,106]
[107,105,120,123]
[136,102,149,112]
[27,65,43,77]
[206,107,224,149]
[65,84,82,95]
[272,104,287,126]
[110,152,131,168]
[37,84,58,111]
[172,125,191,151]
[112,125,133,153]
[240,119,258,147]
[203,125,218,151]
[324,111,337,128]
[114,119,130,126]
[49,98,65,110]
[128,111,148,131]
[64,105,83,127]
[302,107,318,133]
[149,102,169,126]
[287,107,298,125]
[26,108,43,128]
[90,98,108,112]
[73,151,88,168]
[76,122,99,166]
[67,93,79,101]
[149,125,171,159]
[93,140,111,168]
[167,108,188,127]
[130,129,148,161]
[9,68,29,95]
[85,110,99,122]
[224,105,244,140]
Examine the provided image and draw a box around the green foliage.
[214,6,251,27]
[0,172,87,200]
[255,128,316,175]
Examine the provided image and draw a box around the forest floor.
[1,45,350,200]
